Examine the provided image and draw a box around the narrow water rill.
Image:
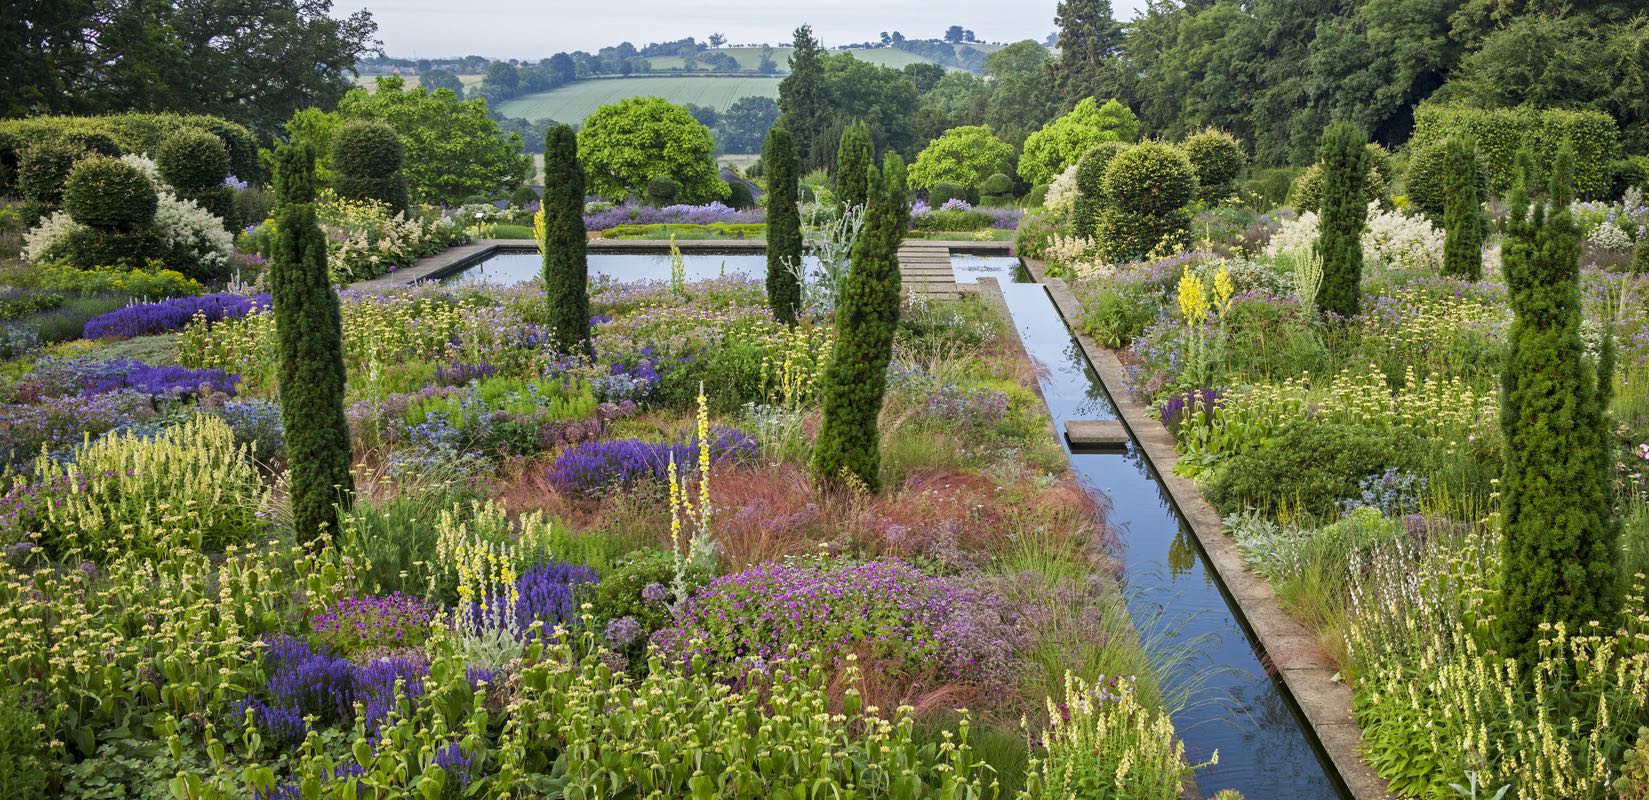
[953,255,1345,798]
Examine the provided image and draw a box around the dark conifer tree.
[270,144,353,541]
[542,124,591,355]
[777,25,826,162]
[1441,136,1484,280]
[1497,144,1619,663]
[834,121,872,208]
[762,123,803,324]
[1051,0,1126,109]
[1316,122,1371,318]
[812,153,908,491]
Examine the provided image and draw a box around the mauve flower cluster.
[465,560,599,639]
[82,292,270,340]
[257,763,366,800]
[1159,387,1222,429]
[0,390,153,468]
[239,635,429,745]
[433,742,481,789]
[312,593,438,653]
[656,558,1011,683]
[922,387,1010,428]
[435,360,497,386]
[537,400,636,451]
[582,201,764,231]
[545,425,758,496]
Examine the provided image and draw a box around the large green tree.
[336,76,531,205]
[1019,97,1139,186]
[1051,0,1128,110]
[813,153,909,491]
[1315,122,1371,319]
[778,25,827,162]
[763,124,803,324]
[907,125,1015,191]
[578,96,727,204]
[0,0,379,133]
[983,41,1061,147]
[542,124,590,355]
[269,143,353,542]
[1497,145,1619,663]
[715,96,781,154]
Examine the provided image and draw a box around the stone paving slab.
[1023,257,1392,800]
[1064,419,1130,448]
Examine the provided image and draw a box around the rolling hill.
[494,75,782,123]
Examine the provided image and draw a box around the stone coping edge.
[1020,257,1393,800]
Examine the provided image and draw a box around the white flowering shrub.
[23,191,233,278]
[119,153,164,186]
[1264,203,1444,272]
[1362,202,1444,271]
[1045,163,1081,217]
[1587,220,1634,252]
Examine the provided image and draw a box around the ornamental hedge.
[0,113,260,186]
[1408,104,1618,199]
[63,157,157,231]
[1073,141,1131,239]
[158,129,236,229]
[330,121,408,213]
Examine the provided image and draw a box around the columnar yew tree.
[270,144,353,541]
[812,153,908,491]
[1316,122,1371,318]
[834,121,872,208]
[1441,136,1483,280]
[543,124,591,355]
[763,123,802,324]
[1497,145,1619,664]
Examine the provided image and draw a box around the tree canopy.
[1019,98,1139,186]
[908,125,1015,190]
[578,96,728,204]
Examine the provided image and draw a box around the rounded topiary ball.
[728,179,755,209]
[65,132,121,158]
[1101,141,1198,216]
[63,156,158,231]
[157,130,231,196]
[980,172,1014,197]
[331,121,404,179]
[1290,156,1388,214]
[1180,128,1246,202]
[1402,141,1449,222]
[646,175,679,206]
[17,141,86,210]
[929,181,969,206]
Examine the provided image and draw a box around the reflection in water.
[952,255,1343,799]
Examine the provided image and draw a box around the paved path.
[896,239,962,299]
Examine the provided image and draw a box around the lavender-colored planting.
[82,292,271,340]
[583,202,764,231]
[545,425,757,496]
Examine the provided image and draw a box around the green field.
[644,46,941,73]
[495,76,782,123]
[353,73,486,90]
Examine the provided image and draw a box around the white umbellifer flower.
[1044,163,1081,216]
[1587,220,1633,252]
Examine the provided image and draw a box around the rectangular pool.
[442,251,819,287]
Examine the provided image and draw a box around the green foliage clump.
[927,181,970,207]
[727,179,755,210]
[579,96,728,204]
[17,140,86,219]
[1289,152,1387,214]
[814,154,908,491]
[329,120,407,213]
[1014,209,1060,259]
[1072,140,1130,239]
[0,686,49,798]
[979,172,1014,205]
[1636,234,1649,275]
[762,124,802,325]
[0,113,259,184]
[645,175,678,206]
[158,128,236,229]
[1409,104,1619,199]
[38,263,203,298]
[833,121,873,208]
[543,124,591,355]
[1441,137,1484,281]
[63,156,156,231]
[1497,146,1619,664]
[270,143,354,542]
[910,209,993,232]
[1203,422,1428,519]
[1179,128,1246,203]
[1606,157,1647,199]
[1095,141,1197,263]
[908,125,1015,193]
[1402,140,1448,222]
[1316,123,1371,318]
[339,76,531,205]
[1019,97,1139,186]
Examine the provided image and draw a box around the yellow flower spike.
[1213,260,1234,317]
[1177,266,1209,327]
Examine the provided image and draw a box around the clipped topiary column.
[812,153,908,492]
[1095,141,1196,262]
[1072,141,1130,240]
[1315,123,1371,319]
[270,143,354,542]
[762,123,803,324]
[1441,136,1483,281]
[330,121,408,213]
[542,123,591,356]
[1497,144,1620,664]
[834,121,872,208]
[158,129,236,230]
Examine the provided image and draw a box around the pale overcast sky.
[337,0,1152,59]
